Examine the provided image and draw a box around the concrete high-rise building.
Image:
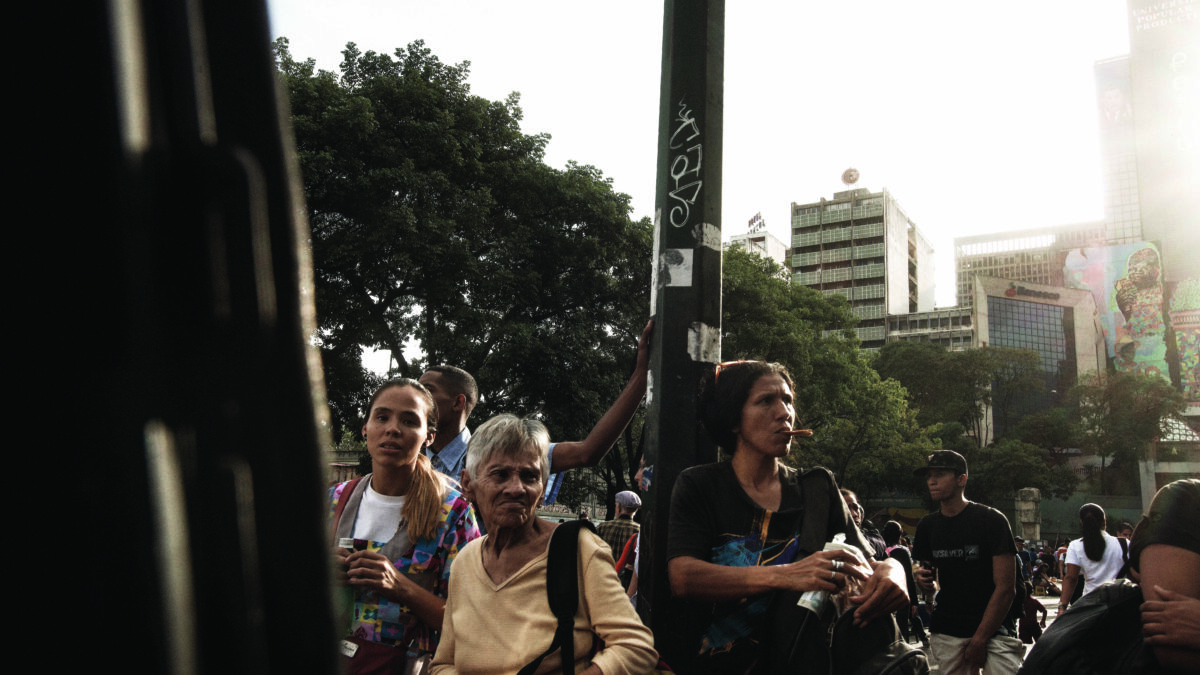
[726,212,788,269]
[790,188,935,349]
[954,222,1106,309]
[886,307,974,351]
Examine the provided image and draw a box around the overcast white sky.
[267,0,1132,310]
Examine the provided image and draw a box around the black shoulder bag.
[517,521,597,675]
[773,469,929,675]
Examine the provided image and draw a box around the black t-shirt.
[913,502,1017,638]
[667,461,870,669]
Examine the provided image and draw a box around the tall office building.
[790,188,935,349]
[972,275,1106,441]
[1125,0,1200,284]
[954,222,1106,309]
[1095,56,1143,245]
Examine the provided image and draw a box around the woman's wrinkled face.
[362,385,434,473]
[733,373,796,459]
[466,447,544,531]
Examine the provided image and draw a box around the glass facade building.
[973,275,1105,443]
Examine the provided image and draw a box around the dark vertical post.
[639,0,724,669]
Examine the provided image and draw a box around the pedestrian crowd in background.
[324,338,1198,674]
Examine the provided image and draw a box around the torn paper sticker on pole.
[688,321,720,363]
[660,248,693,287]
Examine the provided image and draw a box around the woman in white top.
[1057,502,1126,615]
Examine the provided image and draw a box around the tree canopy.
[275,38,652,458]
[873,340,1083,504]
[1067,370,1186,495]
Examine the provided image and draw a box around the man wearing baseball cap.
[598,491,642,591]
[598,491,642,559]
[912,450,1022,674]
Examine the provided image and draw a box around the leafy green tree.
[275,38,652,449]
[1013,407,1078,466]
[874,343,1047,445]
[962,438,1078,507]
[874,341,988,430]
[1068,370,1186,495]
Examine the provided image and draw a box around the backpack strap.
[1117,535,1130,578]
[331,476,363,538]
[796,468,833,555]
[518,520,597,675]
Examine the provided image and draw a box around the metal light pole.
[639,1,724,669]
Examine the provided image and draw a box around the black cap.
[913,450,968,477]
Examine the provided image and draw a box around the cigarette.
[783,429,813,437]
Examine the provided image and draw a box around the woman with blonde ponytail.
[330,379,480,673]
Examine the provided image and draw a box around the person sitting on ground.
[430,415,656,675]
[1030,562,1060,597]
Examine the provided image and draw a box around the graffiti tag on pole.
[669,97,702,228]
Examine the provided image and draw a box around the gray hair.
[465,414,551,489]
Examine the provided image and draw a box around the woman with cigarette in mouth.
[665,360,909,673]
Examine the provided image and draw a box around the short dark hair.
[698,361,796,452]
[883,520,904,547]
[425,365,479,416]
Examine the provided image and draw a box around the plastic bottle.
[797,533,867,614]
[337,537,358,635]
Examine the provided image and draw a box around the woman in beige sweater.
[431,414,657,675]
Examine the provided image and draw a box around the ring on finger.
[830,569,837,581]
[834,560,843,571]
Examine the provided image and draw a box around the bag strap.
[1117,535,1130,578]
[780,469,836,669]
[615,532,638,571]
[331,476,363,538]
[796,468,833,554]
[518,520,597,675]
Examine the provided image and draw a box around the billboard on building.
[1168,278,1199,402]
[1065,242,1170,378]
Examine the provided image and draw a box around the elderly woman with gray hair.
[430,414,657,675]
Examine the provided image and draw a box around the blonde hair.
[404,451,447,541]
